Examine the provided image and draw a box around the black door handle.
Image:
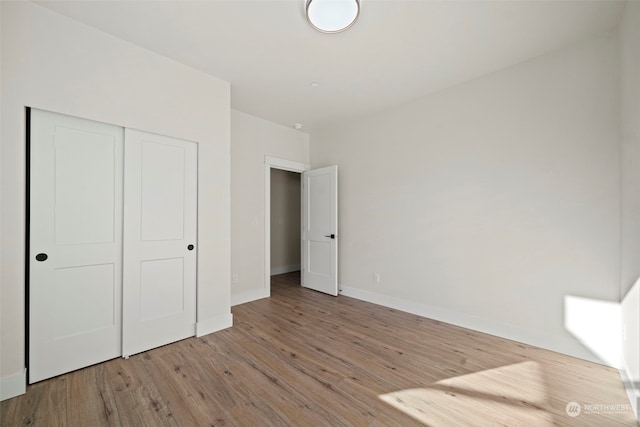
[187,244,194,251]
[35,253,48,262]
[325,234,335,239]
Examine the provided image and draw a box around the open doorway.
[264,156,339,297]
[270,169,301,276]
[264,156,309,296]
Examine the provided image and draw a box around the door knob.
[325,234,335,239]
[35,253,48,262]
[187,244,194,251]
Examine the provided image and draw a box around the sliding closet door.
[29,109,123,383]
[122,129,197,357]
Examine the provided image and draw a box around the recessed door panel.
[141,141,185,241]
[140,258,185,321]
[53,264,116,339]
[308,241,331,276]
[309,173,331,233]
[54,128,116,245]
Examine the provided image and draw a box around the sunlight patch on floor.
[379,361,553,426]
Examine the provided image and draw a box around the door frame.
[264,156,310,297]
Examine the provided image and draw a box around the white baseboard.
[231,287,270,306]
[270,264,301,276]
[620,364,640,420]
[196,313,233,337]
[1,368,26,401]
[339,285,608,367]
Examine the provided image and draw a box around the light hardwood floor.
[1,272,637,426]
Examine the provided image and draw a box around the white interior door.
[123,129,197,357]
[302,166,338,296]
[29,109,123,383]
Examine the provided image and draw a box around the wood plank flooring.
[1,271,637,426]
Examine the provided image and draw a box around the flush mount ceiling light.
[306,0,360,34]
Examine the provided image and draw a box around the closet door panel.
[29,109,123,383]
[123,129,197,357]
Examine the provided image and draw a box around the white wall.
[270,169,301,274]
[1,2,231,399]
[621,1,640,297]
[620,0,640,417]
[231,110,309,305]
[311,32,621,364]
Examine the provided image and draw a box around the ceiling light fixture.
[294,123,304,130]
[305,0,360,34]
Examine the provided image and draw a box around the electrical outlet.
[373,272,380,283]
[232,274,239,284]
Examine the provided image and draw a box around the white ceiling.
[36,0,624,132]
